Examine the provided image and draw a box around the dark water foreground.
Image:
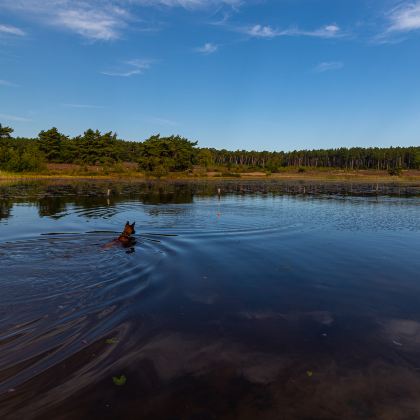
[1,180,420,420]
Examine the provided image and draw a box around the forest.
[1,123,419,175]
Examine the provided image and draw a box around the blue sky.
[0,0,420,151]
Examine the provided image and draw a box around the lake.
[1,179,420,419]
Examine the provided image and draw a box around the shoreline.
[2,171,420,184]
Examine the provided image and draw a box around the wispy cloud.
[245,24,278,38]
[388,1,420,32]
[102,59,155,77]
[146,116,178,126]
[134,0,241,9]
[0,1,130,41]
[55,9,124,41]
[195,42,218,54]
[0,113,31,122]
[314,61,344,73]
[0,24,25,36]
[375,1,420,43]
[62,103,105,109]
[303,24,342,38]
[0,79,18,87]
[241,23,343,39]
[0,0,240,41]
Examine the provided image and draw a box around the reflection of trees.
[140,185,194,205]
[0,179,419,222]
[38,197,68,218]
[73,196,113,209]
[0,200,13,221]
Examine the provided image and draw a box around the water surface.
[1,180,420,419]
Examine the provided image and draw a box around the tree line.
[1,123,419,174]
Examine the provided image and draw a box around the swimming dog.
[103,221,136,249]
[118,221,136,245]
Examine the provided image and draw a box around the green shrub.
[2,145,45,172]
[148,165,169,178]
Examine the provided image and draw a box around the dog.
[103,221,136,249]
[118,221,136,244]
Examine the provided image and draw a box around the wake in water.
[0,230,174,401]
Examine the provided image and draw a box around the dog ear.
[126,221,129,226]
[131,222,135,227]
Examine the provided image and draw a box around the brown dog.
[103,221,136,249]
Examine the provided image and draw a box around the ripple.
[0,232,174,394]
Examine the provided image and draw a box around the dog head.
[122,221,136,236]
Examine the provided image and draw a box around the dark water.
[1,180,420,420]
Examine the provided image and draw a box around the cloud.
[0,1,131,41]
[0,79,18,87]
[195,42,218,54]
[0,24,25,36]
[374,1,420,43]
[246,24,278,38]
[241,23,343,39]
[304,24,341,38]
[55,9,124,41]
[0,113,31,122]
[0,0,240,41]
[146,116,178,126]
[314,61,344,72]
[102,59,154,77]
[133,0,241,9]
[388,1,420,32]
[62,103,104,109]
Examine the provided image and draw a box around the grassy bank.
[2,166,420,183]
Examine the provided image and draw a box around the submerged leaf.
[106,337,119,344]
[112,375,127,386]
[306,370,313,377]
